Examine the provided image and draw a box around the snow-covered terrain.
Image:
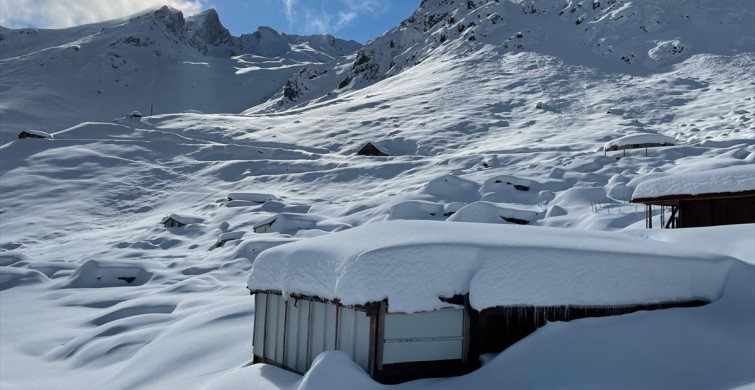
[1,0,754,389]
[0,6,361,144]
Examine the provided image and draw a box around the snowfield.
[1,0,754,389]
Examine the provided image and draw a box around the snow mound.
[248,220,732,313]
[63,260,153,288]
[421,175,481,202]
[386,200,444,221]
[297,351,376,390]
[633,165,755,199]
[447,201,539,225]
[481,175,533,192]
[0,267,48,290]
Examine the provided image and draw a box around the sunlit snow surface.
[2,0,755,389]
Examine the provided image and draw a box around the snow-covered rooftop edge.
[633,164,755,200]
[247,220,734,313]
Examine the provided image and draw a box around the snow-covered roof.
[633,165,755,200]
[216,231,245,245]
[128,111,143,117]
[227,192,278,203]
[252,213,351,235]
[20,130,53,139]
[161,213,204,225]
[247,220,731,314]
[604,133,676,151]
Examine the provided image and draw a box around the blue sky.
[212,0,421,43]
[1,0,422,44]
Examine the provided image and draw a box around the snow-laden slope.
[1,0,754,389]
[252,0,755,113]
[0,6,361,145]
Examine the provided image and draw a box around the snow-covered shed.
[603,133,676,156]
[227,192,278,204]
[161,214,203,228]
[247,220,730,383]
[18,130,53,139]
[252,213,351,235]
[632,165,755,228]
[127,111,143,118]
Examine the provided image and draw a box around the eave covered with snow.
[632,165,755,203]
[248,220,732,314]
[603,133,676,152]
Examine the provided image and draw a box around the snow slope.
[0,6,361,144]
[1,0,754,389]
[249,0,755,113]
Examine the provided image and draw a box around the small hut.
[253,216,277,233]
[632,165,755,228]
[215,231,245,247]
[603,133,675,157]
[128,111,143,119]
[247,221,728,383]
[227,193,278,203]
[357,142,388,156]
[161,214,204,228]
[18,130,53,139]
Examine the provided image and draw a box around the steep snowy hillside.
[1,0,754,389]
[0,6,361,144]
[254,0,755,112]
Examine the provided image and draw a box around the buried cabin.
[247,220,731,383]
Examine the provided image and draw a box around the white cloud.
[0,0,206,29]
[283,0,297,24]
[282,0,387,35]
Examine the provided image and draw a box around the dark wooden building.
[632,166,755,228]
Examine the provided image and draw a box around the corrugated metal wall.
[253,292,371,373]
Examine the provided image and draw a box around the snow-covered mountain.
[0,6,361,144]
[1,1,754,389]
[255,0,754,112]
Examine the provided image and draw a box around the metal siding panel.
[253,293,267,356]
[354,311,370,371]
[275,296,286,362]
[264,294,280,361]
[308,301,327,364]
[284,300,300,370]
[325,304,337,350]
[296,300,310,372]
[384,310,464,340]
[337,307,356,360]
[382,340,464,364]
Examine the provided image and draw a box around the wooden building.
[247,221,729,383]
[632,165,755,228]
[250,290,705,384]
[603,133,675,157]
[18,130,53,139]
[161,213,204,228]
